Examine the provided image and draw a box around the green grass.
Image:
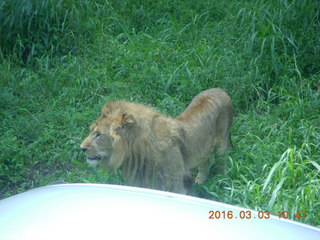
[1,0,319,227]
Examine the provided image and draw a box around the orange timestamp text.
[208,210,308,220]
[209,210,270,220]
[277,210,308,219]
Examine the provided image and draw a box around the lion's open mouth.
[87,156,101,161]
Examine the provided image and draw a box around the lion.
[80,88,233,194]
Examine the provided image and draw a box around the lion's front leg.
[170,176,187,195]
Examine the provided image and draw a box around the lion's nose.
[80,147,87,153]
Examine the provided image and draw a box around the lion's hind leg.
[195,160,210,184]
[212,137,231,175]
[212,155,226,175]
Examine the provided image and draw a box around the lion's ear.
[114,113,135,136]
[121,113,134,125]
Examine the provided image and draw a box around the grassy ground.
[1,0,319,227]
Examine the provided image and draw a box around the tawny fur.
[80,88,233,194]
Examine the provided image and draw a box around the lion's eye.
[95,132,102,139]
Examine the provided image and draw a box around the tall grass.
[235,0,319,83]
[0,0,319,226]
[0,0,110,63]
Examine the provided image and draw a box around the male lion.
[80,88,233,194]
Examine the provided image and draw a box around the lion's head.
[80,101,136,169]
